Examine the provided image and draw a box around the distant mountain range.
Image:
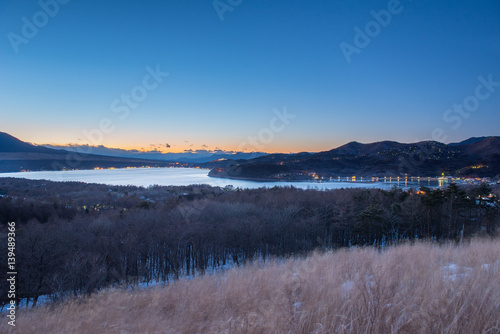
[42,144,268,163]
[1,132,499,179]
[207,137,500,180]
[0,132,187,172]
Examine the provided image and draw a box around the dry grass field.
[9,238,500,334]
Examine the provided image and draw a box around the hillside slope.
[0,132,61,154]
[17,239,500,334]
[210,137,500,179]
[0,132,190,172]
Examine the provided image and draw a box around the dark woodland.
[0,178,498,309]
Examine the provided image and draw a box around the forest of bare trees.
[0,178,498,309]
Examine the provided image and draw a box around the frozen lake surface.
[0,167,433,190]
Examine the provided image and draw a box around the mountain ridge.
[208,136,500,180]
[1,132,499,178]
[0,132,63,154]
[0,132,192,172]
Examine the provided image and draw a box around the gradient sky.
[1,0,499,153]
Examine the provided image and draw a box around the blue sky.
[1,0,499,153]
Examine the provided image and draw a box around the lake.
[0,167,444,190]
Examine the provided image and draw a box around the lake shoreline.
[0,167,449,190]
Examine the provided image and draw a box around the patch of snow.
[340,280,354,291]
[1,295,52,313]
[481,261,499,273]
[340,280,354,297]
[442,263,472,282]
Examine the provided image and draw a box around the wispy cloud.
[42,144,269,162]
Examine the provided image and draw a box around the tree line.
[0,178,498,309]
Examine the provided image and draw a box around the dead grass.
[10,238,500,334]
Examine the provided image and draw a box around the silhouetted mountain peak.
[449,137,488,146]
[456,136,500,156]
[328,140,407,156]
[0,132,58,153]
[329,141,363,155]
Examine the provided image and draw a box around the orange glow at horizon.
[10,129,343,154]
[35,140,338,154]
